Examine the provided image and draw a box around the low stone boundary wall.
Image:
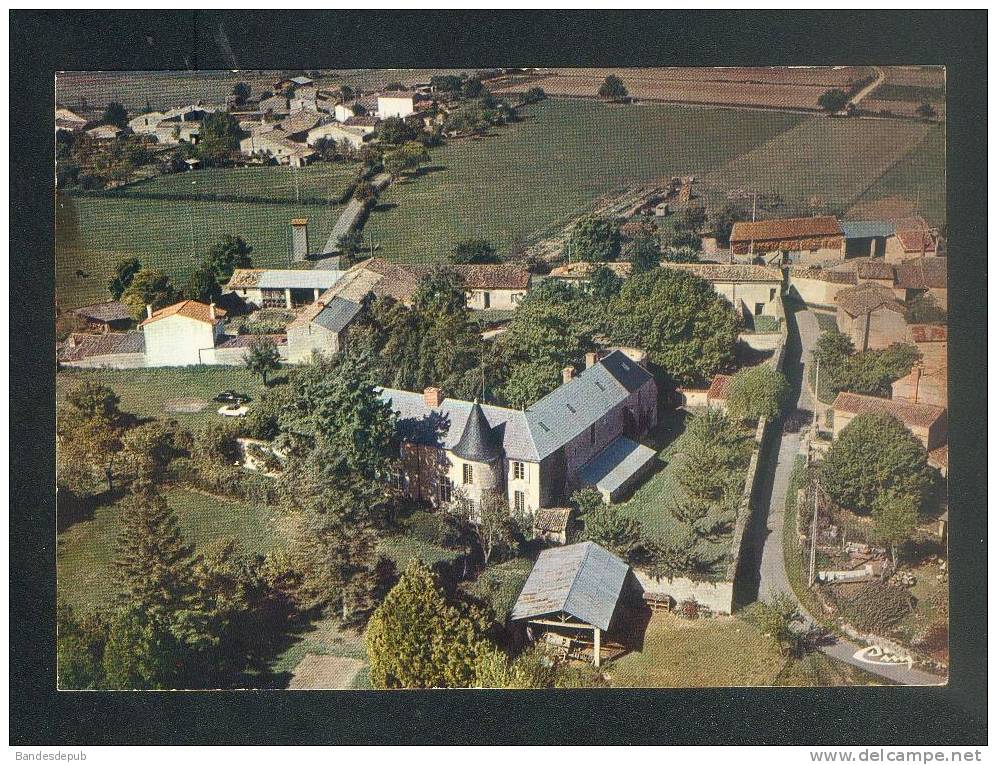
[60,352,146,370]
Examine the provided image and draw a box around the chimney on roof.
[146,304,153,319]
[423,387,444,408]
[209,302,216,320]
[585,351,599,369]
[562,366,576,384]
[290,218,310,262]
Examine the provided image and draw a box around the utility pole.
[811,358,820,433]
[188,180,197,261]
[809,481,819,587]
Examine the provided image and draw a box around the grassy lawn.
[461,557,533,620]
[56,366,267,426]
[56,193,342,308]
[364,98,804,263]
[116,163,360,204]
[266,613,372,690]
[57,487,275,613]
[616,412,748,578]
[708,116,937,215]
[606,611,786,687]
[378,510,463,571]
[848,124,946,225]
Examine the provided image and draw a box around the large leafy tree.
[57,381,130,494]
[631,231,661,274]
[725,365,790,423]
[610,268,741,385]
[182,262,222,303]
[205,235,253,283]
[710,202,748,245]
[588,264,623,301]
[872,492,920,565]
[382,140,430,178]
[120,268,176,321]
[412,267,468,316]
[574,488,644,562]
[244,335,282,386]
[57,604,109,690]
[101,101,129,128]
[364,560,492,688]
[567,215,621,262]
[497,359,562,410]
[598,74,628,100]
[196,112,244,165]
[817,88,850,114]
[820,412,930,515]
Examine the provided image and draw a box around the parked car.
[214,390,252,404]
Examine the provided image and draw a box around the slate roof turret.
[452,400,504,463]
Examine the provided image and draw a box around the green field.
[56,193,341,308]
[116,163,360,204]
[848,124,946,225]
[56,366,266,425]
[57,487,275,613]
[707,116,937,214]
[363,99,805,262]
[871,83,945,104]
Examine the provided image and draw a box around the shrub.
[837,582,914,633]
[679,598,701,619]
[725,365,790,423]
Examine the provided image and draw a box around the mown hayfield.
[56,193,341,308]
[363,98,805,263]
[706,115,937,212]
[57,488,275,613]
[116,163,361,204]
[847,124,945,225]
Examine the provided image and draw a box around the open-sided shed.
[511,541,631,666]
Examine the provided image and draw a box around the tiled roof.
[707,373,733,401]
[344,115,379,127]
[661,262,783,283]
[278,110,325,136]
[835,282,904,317]
[140,300,226,327]
[226,269,266,289]
[510,541,629,632]
[855,259,897,281]
[908,324,947,343]
[730,216,843,243]
[533,507,572,534]
[894,257,946,290]
[58,332,145,362]
[451,264,531,291]
[72,301,131,323]
[548,262,632,279]
[894,219,938,253]
[832,392,946,429]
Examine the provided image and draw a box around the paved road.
[321,172,392,255]
[751,304,944,686]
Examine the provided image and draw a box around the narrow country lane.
[750,302,945,686]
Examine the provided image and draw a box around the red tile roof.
[140,300,227,327]
[835,282,904,317]
[894,220,938,253]
[832,392,946,429]
[730,216,843,243]
[908,324,947,343]
[72,301,131,323]
[707,373,733,401]
[894,257,947,290]
[661,263,783,283]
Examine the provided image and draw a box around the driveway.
[750,303,944,686]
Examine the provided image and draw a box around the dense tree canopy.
[567,215,621,262]
[725,365,790,423]
[120,268,176,321]
[598,75,628,100]
[108,257,141,300]
[609,268,741,385]
[820,412,930,515]
[101,102,129,128]
[817,88,850,114]
[451,238,500,265]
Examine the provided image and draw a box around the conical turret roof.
[452,400,503,463]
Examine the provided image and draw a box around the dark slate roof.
[510,541,629,632]
[452,400,504,463]
[842,220,897,239]
[380,350,655,463]
[525,350,653,460]
[58,332,145,362]
[312,297,363,333]
[576,436,657,497]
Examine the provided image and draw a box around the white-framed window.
[512,461,526,481]
[514,490,526,513]
[462,463,474,485]
[439,477,453,503]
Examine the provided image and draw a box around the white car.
[218,403,249,417]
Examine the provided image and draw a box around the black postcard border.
[10,9,987,746]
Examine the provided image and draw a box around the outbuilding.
[511,541,633,666]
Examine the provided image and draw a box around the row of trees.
[105,235,254,320]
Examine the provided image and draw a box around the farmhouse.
[85,124,123,141]
[239,128,317,167]
[58,332,145,369]
[140,300,227,367]
[729,216,844,265]
[831,392,947,451]
[71,301,132,333]
[258,94,291,115]
[275,75,315,92]
[834,282,908,351]
[786,265,856,307]
[511,541,634,667]
[55,107,88,132]
[335,95,380,123]
[377,92,417,119]
[306,121,374,150]
[891,324,947,409]
[886,218,939,261]
[226,268,346,309]
[894,256,947,309]
[381,350,658,514]
[660,263,783,319]
[285,297,364,363]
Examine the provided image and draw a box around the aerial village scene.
[55,66,948,690]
